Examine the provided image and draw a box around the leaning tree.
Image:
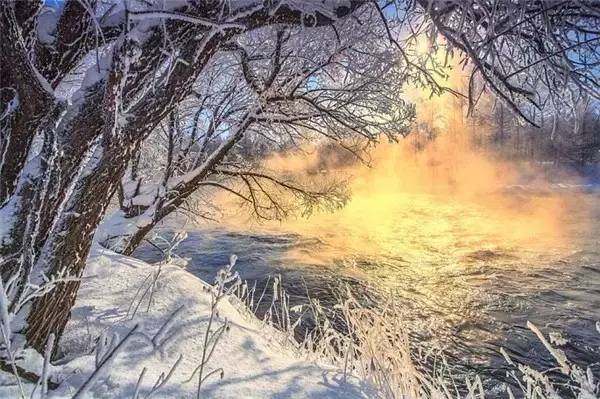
[100,0,600,257]
[97,9,415,255]
[1,0,376,367]
[0,0,597,383]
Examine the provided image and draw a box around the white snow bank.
[0,246,369,398]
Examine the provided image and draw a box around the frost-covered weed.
[186,254,240,399]
[125,230,189,319]
[73,306,185,399]
[233,276,600,399]
[1,252,597,399]
[500,321,599,399]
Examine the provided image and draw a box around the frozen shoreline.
[0,245,369,398]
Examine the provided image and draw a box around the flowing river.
[133,190,600,392]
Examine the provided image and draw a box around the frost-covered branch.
[411,0,600,124]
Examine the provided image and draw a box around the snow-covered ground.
[0,246,370,398]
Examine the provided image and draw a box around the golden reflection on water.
[240,96,586,271]
[197,50,599,365]
[212,52,591,282]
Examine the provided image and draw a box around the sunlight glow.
[214,55,590,273]
[414,36,431,56]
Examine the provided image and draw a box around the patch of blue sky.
[44,0,64,8]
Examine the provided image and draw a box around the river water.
[133,190,600,392]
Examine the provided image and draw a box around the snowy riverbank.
[0,246,369,398]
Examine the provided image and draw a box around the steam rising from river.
[212,61,590,265]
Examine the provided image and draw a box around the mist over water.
[134,194,600,389]
[135,61,600,390]
[218,55,593,255]
[214,60,594,269]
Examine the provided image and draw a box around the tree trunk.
[122,221,156,256]
[20,29,235,355]
[21,163,134,356]
[0,3,54,203]
[0,0,365,367]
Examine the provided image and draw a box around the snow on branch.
[128,10,245,30]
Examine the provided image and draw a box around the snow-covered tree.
[0,0,372,372]
[0,0,597,385]
[406,0,600,125]
[98,10,414,254]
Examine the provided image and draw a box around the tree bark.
[21,27,234,355]
[0,0,366,361]
[25,145,129,354]
[0,3,54,204]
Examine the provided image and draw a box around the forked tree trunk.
[99,117,250,256]
[0,0,364,364]
[16,31,236,356]
[20,44,136,353]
